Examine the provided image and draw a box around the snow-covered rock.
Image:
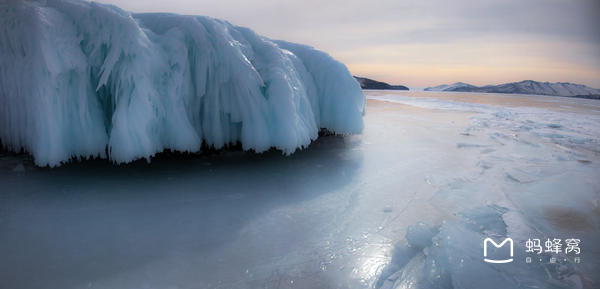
[0,0,365,167]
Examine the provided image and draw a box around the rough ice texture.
[0,0,365,167]
[378,206,583,289]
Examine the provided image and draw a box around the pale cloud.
[95,0,600,88]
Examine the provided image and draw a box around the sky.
[96,0,600,89]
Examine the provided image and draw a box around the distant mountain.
[425,80,600,99]
[424,82,476,92]
[354,76,409,90]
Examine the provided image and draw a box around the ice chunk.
[378,206,583,289]
[0,0,364,166]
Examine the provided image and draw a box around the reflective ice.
[1,91,599,289]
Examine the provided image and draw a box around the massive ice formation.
[0,0,365,166]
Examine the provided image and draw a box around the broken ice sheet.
[378,206,584,289]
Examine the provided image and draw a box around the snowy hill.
[424,82,476,91]
[354,76,409,90]
[425,80,600,98]
[476,80,600,97]
[0,0,365,166]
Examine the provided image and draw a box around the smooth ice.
[1,91,599,289]
[0,0,364,166]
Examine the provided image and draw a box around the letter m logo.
[483,238,513,263]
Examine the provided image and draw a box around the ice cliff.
[0,0,365,166]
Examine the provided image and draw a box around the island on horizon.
[354,76,409,91]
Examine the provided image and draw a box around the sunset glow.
[96,0,600,88]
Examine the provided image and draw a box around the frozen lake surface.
[1,91,599,289]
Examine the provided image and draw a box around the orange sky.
[333,40,600,88]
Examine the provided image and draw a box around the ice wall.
[0,0,365,166]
